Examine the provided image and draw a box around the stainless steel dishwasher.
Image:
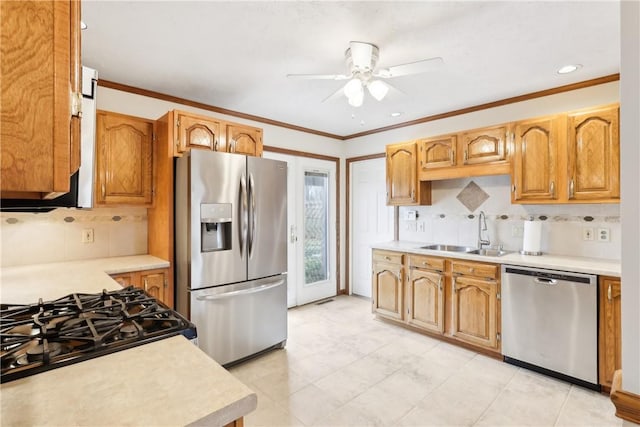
[501,265,598,389]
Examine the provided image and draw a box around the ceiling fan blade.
[321,83,348,103]
[375,57,443,78]
[286,73,350,80]
[349,41,376,70]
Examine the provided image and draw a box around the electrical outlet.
[582,227,594,241]
[417,221,425,232]
[598,228,610,242]
[511,225,524,237]
[82,228,94,243]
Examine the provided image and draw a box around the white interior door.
[350,157,394,297]
[264,152,337,306]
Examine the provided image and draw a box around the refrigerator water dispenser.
[200,203,232,252]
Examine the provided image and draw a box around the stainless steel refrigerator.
[175,150,288,366]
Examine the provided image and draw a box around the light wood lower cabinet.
[451,275,498,349]
[111,268,171,308]
[371,251,404,321]
[599,276,621,388]
[372,250,501,354]
[406,255,445,334]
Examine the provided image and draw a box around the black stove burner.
[1,286,196,383]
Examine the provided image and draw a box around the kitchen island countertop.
[0,255,257,426]
[372,241,621,277]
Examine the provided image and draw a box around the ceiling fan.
[287,41,443,107]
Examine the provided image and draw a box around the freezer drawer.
[190,275,287,366]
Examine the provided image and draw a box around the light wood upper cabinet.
[386,141,431,206]
[451,275,498,350]
[599,276,621,389]
[224,123,263,157]
[95,111,154,206]
[372,250,404,321]
[460,125,509,165]
[512,116,560,202]
[567,105,620,201]
[418,135,457,169]
[176,112,221,154]
[1,0,81,199]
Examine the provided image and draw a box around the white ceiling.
[81,1,620,139]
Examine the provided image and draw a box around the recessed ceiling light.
[391,112,402,117]
[557,64,581,74]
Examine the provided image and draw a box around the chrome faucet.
[478,211,490,249]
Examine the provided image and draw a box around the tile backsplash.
[399,175,621,260]
[0,207,148,267]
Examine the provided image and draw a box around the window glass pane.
[304,171,329,284]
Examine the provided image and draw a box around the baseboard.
[611,370,640,424]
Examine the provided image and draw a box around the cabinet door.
[459,125,508,165]
[225,123,263,157]
[176,112,221,153]
[111,272,135,287]
[372,262,404,321]
[407,268,445,333]
[386,142,418,205]
[140,269,169,306]
[95,111,154,206]
[599,277,621,388]
[451,276,498,349]
[1,0,81,198]
[567,106,619,201]
[418,135,457,170]
[512,117,559,202]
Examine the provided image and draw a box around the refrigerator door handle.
[239,174,248,257]
[194,280,285,301]
[248,173,256,258]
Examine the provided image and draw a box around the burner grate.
[1,286,196,383]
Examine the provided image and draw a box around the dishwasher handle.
[534,277,558,285]
[195,280,284,301]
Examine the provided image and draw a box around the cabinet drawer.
[452,261,498,280]
[373,250,404,265]
[409,254,445,272]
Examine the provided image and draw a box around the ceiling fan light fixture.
[367,80,389,101]
[343,78,363,98]
[347,90,364,107]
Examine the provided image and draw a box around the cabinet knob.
[607,283,612,301]
[385,256,391,261]
[550,181,555,198]
[144,279,148,292]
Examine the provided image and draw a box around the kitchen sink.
[468,248,511,257]
[420,244,477,253]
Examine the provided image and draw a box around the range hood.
[1,67,98,212]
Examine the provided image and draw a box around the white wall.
[0,207,148,267]
[620,0,640,396]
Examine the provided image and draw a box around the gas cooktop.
[0,286,196,383]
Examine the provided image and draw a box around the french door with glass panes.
[263,152,337,306]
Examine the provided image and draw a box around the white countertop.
[0,255,170,304]
[372,241,621,277]
[0,336,257,426]
[0,255,257,426]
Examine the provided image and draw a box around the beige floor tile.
[231,296,620,427]
[475,369,571,426]
[348,386,415,425]
[250,369,310,403]
[554,386,622,427]
[282,384,343,426]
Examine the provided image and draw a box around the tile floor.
[228,295,620,427]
